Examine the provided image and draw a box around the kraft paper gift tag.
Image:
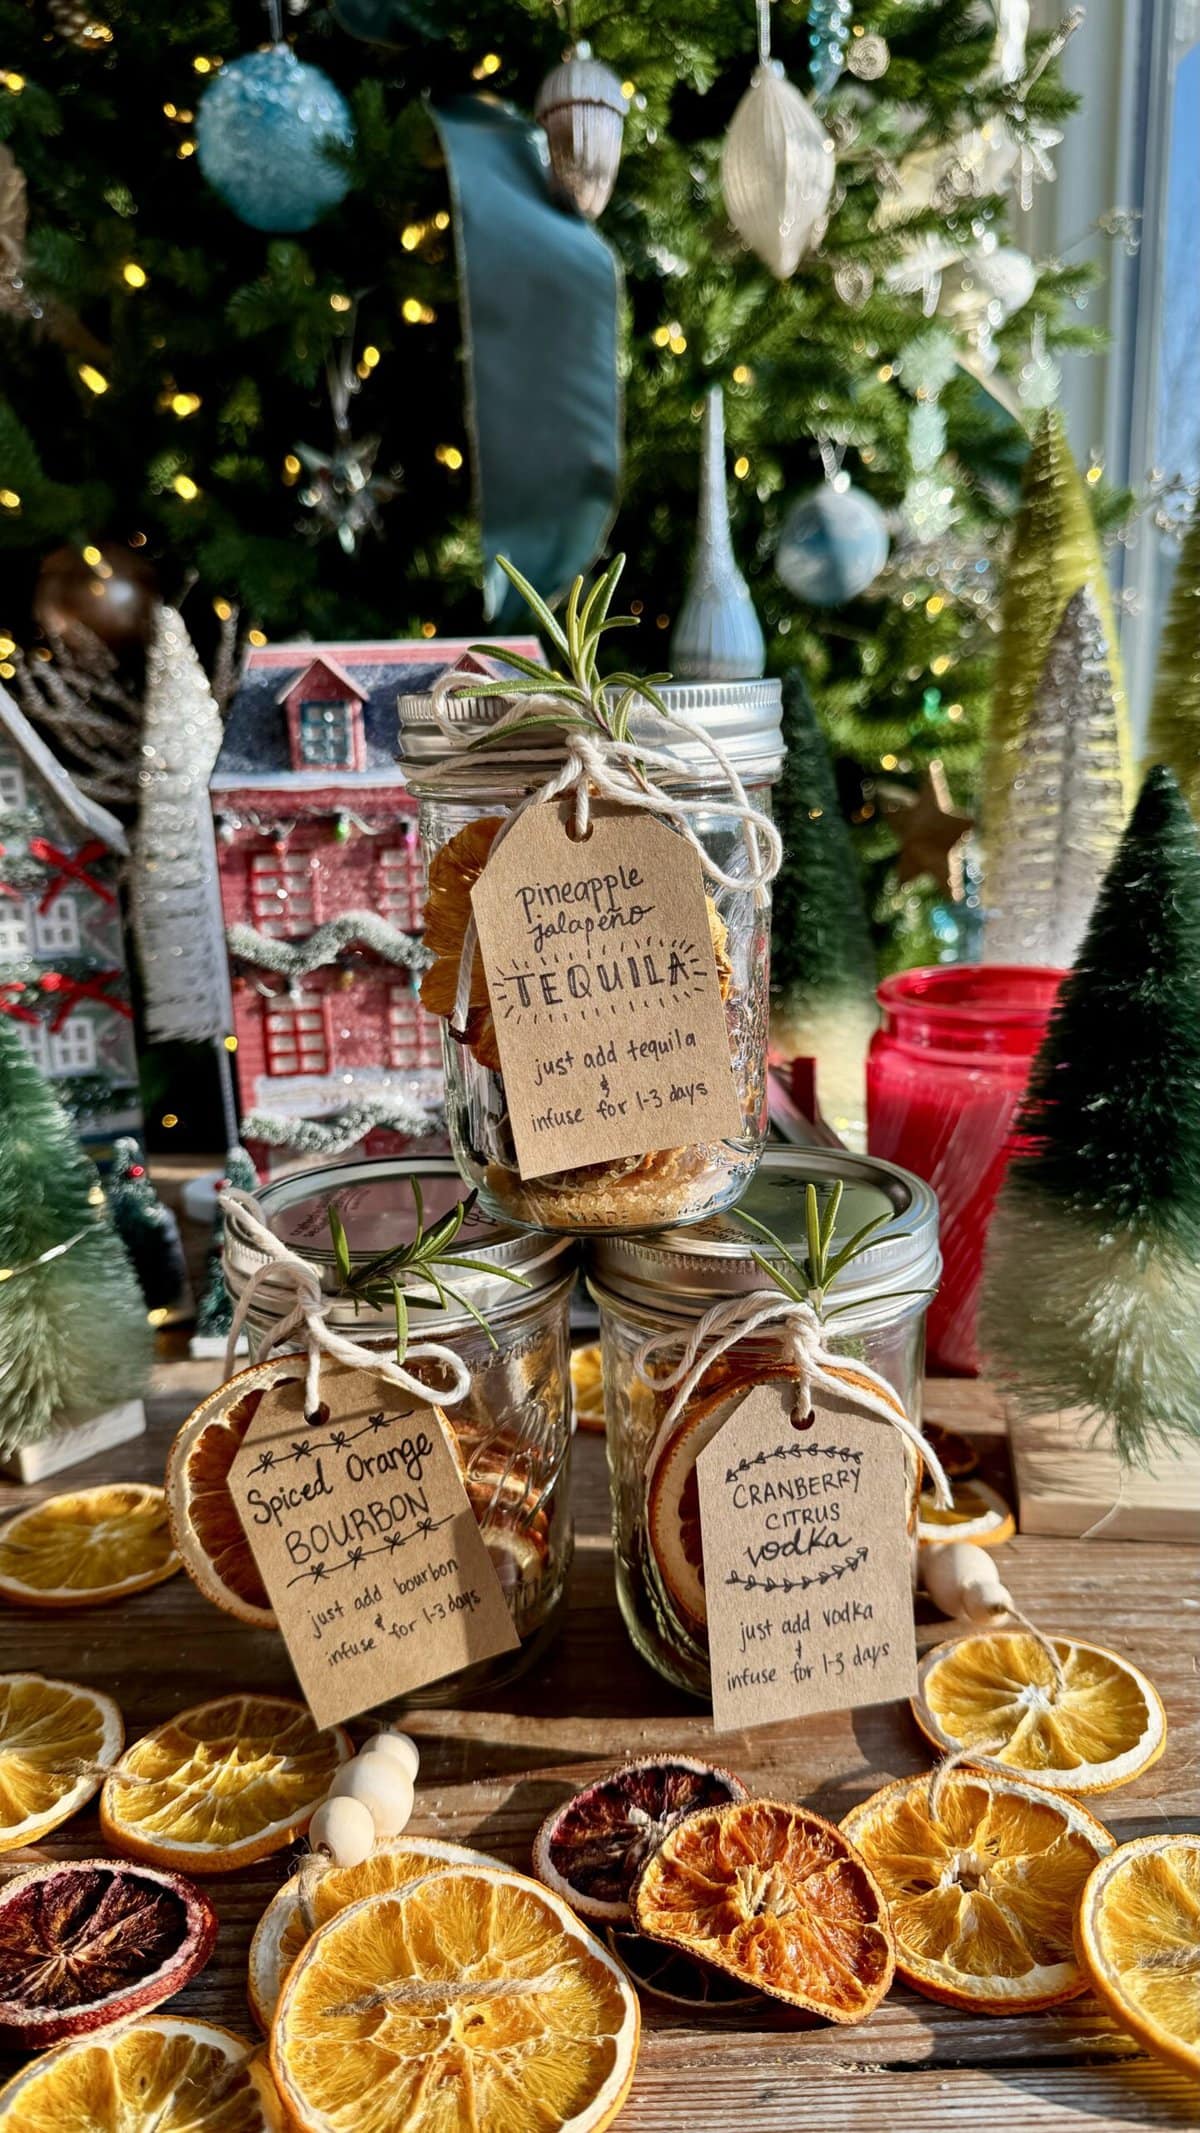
[696,1378,918,1734]
[470,802,744,1179]
[227,1361,519,1729]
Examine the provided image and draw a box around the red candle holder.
[866,965,1063,1376]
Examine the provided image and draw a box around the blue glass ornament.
[196,47,355,234]
[775,480,890,605]
[808,0,854,96]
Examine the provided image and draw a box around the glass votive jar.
[396,677,783,1235]
[222,1156,576,1698]
[867,965,1062,1376]
[587,1146,940,1699]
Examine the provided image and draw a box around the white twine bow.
[219,1188,472,1418]
[635,1289,953,1506]
[415,672,783,1043]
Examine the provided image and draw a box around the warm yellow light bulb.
[880,753,898,770]
[329,292,352,313]
[0,491,20,510]
[420,621,437,639]
[732,364,751,384]
[224,1033,238,1051]
[192,55,211,73]
[652,327,671,348]
[213,597,233,620]
[361,345,380,369]
[440,446,463,470]
[401,224,423,251]
[247,628,268,646]
[401,298,423,323]
[172,473,199,500]
[171,391,201,417]
[161,1112,179,1128]
[78,364,108,395]
[3,73,24,94]
[925,593,945,617]
[930,653,952,676]
[0,636,14,657]
[82,545,102,567]
[178,140,196,159]
[282,453,302,481]
[433,211,450,230]
[733,454,750,479]
[122,261,147,289]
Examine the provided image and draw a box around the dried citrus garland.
[420,813,742,1228]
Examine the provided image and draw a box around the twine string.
[635,1289,953,1506]
[219,1188,472,1417]
[323,1965,572,2019]
[927,1738,1009,1826]
[414,671,782,1045]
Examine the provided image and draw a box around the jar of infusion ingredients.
[222,1157,576,1695]
[588,1146,940,1697]
[396,675,784,1236]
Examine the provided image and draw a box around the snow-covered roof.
[0,681,129,855]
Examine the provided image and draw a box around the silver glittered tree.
[982,585,1130,969]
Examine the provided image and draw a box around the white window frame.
[15,1020,50,1073]
[49,1017,96,1074]
[249,847,318,939]
[298,699,354,769]
[33,894,80,956]
[378,839,425,931]
[387,985,441,1071]
[263,996,329,1077]
[0,897,30,959]
[0,765,26,810]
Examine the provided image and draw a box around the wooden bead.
[330,1755,415,1837]
[360,1730,420,1784]
[921,1541,1014,1624]
[309,1795,375,1869]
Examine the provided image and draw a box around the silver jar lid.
[223,1157,575,1335]
[396,677,784,787]
[588,1146,939,1319]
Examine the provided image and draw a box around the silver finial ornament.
[534,43,628,221]
[670,387,766,682]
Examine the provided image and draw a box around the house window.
[378,838,425,932]
[388,986,441,1071]
[15,1020,50,1073]
[50,1017,96,1074]
[33,894,80,955]
[264,997,329,1077]
[0,898,29,959]
[298,700,354,769]
[0,765,26,810]
[250,848,317,938]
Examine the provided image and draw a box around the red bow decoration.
[38,969,132,1031]
[0,980,39,1025]
[29,837,116,913]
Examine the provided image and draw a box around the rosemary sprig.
[736,1181,918,1321]
[454,552,671,752]
[326,1184,530,1366]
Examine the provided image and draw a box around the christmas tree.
[1144,515,1200,816]
[0,1018,153,1452]
[0,0,1101,958]
[981,408,1128,869]
[979,767,1200,1467]
[770,669,877,1143]
[193,1143,259,1345]
[106,1136,189,1315]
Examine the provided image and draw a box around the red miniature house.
[209,638,540,1167]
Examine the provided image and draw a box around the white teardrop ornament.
[721,65,834,279]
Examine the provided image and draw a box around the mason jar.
[222,1157,575,1699]
[396,679,784,1235]
[587,1146,940,1698]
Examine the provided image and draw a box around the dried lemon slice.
[0,1672,123,1853]
[101,1694,351,1874]
[842,1768,1113,2011]
[0,1484,180,1609]
[270,1866,640,2133]
[1076,1834,1200,2074]
[248,1834,503,2030]
[632,1798,894,2021]
[912,1630,1166,1794]
[0,2014,281,2131]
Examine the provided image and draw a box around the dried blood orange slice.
[1076,1833,1200,2074]
[922,1422,978,1479]
[532,1756,749,1923]
[165,1362,303,1627]
[0,1858,218,2049]
[917,1476,1015,1548]
[0,1484,180,1609]
[841,1769,1113,2012]
[912,1631,1166,1794]
[632,1798,894,2021]
[605,1928,758,2009]
[100,1694,352,1874]
[248,1834,503,2031]
[0,2014,281,2132]
[0,1672,123,1853]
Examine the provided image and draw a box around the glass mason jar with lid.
[396,677,784,1235]
[587,1146,940,1699]
[222,1157,576,1699]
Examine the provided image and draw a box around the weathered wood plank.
[614,2062,1198,2132]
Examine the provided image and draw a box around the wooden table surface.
[1,1358,1197,2131]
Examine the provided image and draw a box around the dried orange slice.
[841,1769,1113,2012]
[1076,1834,1200,2074]
[100,1693,351,1874]
[606,1927,758,2009]
[165,1363,304,1628]
[0,1484,181,1609]
[917,1475,1015,1548]
[0,1857,218,2048]
[248,1833,503,2030]
[0,1672,123,1853]
[0,2014,281,2131]
[922,1421,978,1478]
[533,1755,749,1922]
[270,1866,640,2133]
[632,1798,894,2021]
[913,1631,1166,1794]
[571,1344,606,1433]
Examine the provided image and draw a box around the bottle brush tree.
[979,766,1200,1465]
[193,1144,259,1343]
[106,1136,189,1316]
[1143,513,1200,817]
[0,1019,153,1452]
